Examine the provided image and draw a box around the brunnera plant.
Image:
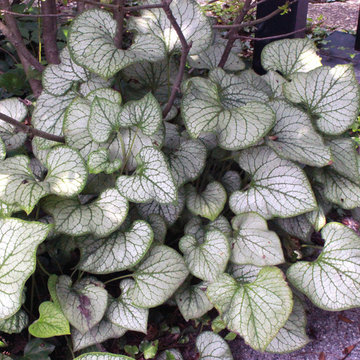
[0,0,360,359]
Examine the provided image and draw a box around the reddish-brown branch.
[161,0,192,118]
[114,0,125,49]
[0,112,65,143]
[218,0,252,68]
[235,27,306,41]
[41,0,60,64]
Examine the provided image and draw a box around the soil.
[308,0,360,30]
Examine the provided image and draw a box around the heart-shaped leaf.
[168,139,207,187]
[56,276,108,334]
[88,148,122,175]
[0,309,28,334]
[276,215,313,242]
[182,69,274,150]
[196,331,233,360]
[78,220,153,274]
[29,301,70,338]
[175,281,213,321]
[267,100,331,167]
[137,187,185,226]
[229,146,317,219]
[129,0,212,56]
[42,188,128,237]
[231,213,284,266]
[284,64,360,135]
[266,297,309,353]
[107,279,148,333]
[185,182,226,221]
[157,349,183,360]
[72,319,126,351]
[0,145,87,214]
[131,245,189,308]
[222,171,241,194]
[116,147,177,204]
[0,98,27,152]
[179,230,230,282]
[261,38,322,78]
[42,47,89,96]
[68,9,165,79]
[0,219,51,320]
[207,267,293,351]
[287,222,360,310]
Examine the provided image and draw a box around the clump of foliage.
[0,0,360,359]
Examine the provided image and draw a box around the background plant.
[0,0,360,360]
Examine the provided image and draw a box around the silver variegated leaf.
[221,171,241,194]
[129,0,212,56]
[131,245,189,308]
[74,354,133,360]
[263,70,286,98]
[88,149,122,175]
[196,331,233,360]
[78,220,153,274]
[42,47,89,96]
[116,147,177,204]
[157,349,183,360]
[179,230,230,282]
[182,69,274,150]
[107,279,148,333]
[148,214,167,243]
[175,281,213,321]
[261,38,322,77]
[137,187,185,226]
[231,213,284,266]
[0,146,87,214]
[207,267,293,352]
[68,9,165,79]
[168,139,207,186]
[267,100,331,167]
[185,182,226,221]
[72,319,126,351]
[42,188,128,237]
[56,276,108,334]
[229,146,317,219]
[227,263,262,284]
[0,98,27,152]
[287,222,360,310]
[266,297,309,353]
[0,309,28,334]
[276,215,313,242]
[0,219,51,320]
[284,64,360,135]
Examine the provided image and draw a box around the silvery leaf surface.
[287,222,360,310]
[0,219,51,320]
[231,213,284,266]
[68,9,165,79]
[179,230,230,282]
[131,245,189,308]
[56,276,108,334]
[185,182,226,221]
[261,38,322,77]
[284,64,360,135]
[107,279,148,333]
[116,147,177,204]
[267,100,331,167]
[196,331,233,360]
[229,146,317,219]
[42,188,128,237]
[78,220,153,274]
[207,268,293,351]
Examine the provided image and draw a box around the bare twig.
[235,27,306,41]
[114,0,125,49]
[214,0,297,29]
[0,9,74,17]
[161,0,192,118]
[73,0,164,11]
[0,111,65,143]
[218,0,252,68]
[41,0,60,64]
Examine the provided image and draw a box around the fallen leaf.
[319,352,326,360]
[338,314,353,324]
